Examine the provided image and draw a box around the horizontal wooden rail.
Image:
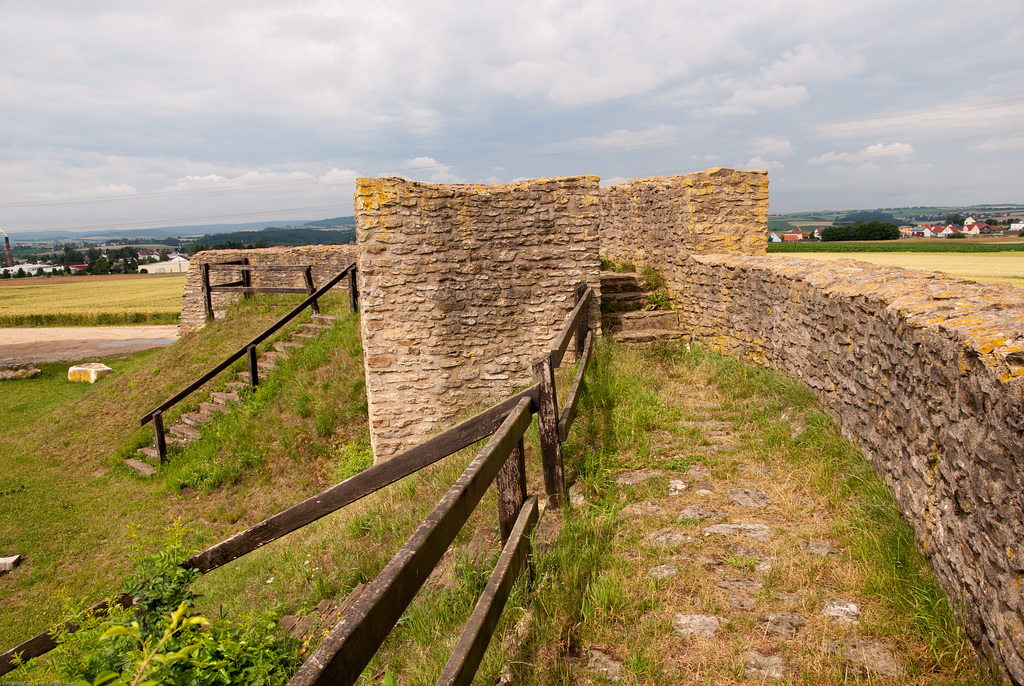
[141,263,355,427]
[436,496,538,686]
[212,286,310,294]
[207,264,315,272]
[0,594,133,676]
[186,385,538,573]
[548,287,592,368]
[558,328,594,442]
[288,397,535,686]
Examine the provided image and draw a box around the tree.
[946,213,964,226]
[90,257,110,275]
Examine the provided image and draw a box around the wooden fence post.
[201,263,213,321]
[247,344,259,388]
[241,258,252,300]
[304,266,319,315]
[574,283,588,361]
[152,411,166,466]
[348,267,358,314]
[532,353,565,508]
[495,438,527,543]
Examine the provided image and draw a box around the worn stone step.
[274,340,303,353]
[137,446,161,460]
[169,423,202,442]
[209,391,240,404]
[262,351,288,366]
[199,402,228,416]
[181,412,212,427]
[600,272,644,293]
[299,322,331,333]
[602,291,649,311]
[223,381,247,391]
[610,329,688,345]
[125,458,157,477]
[603,310,681,333]
[311,313,338,324]
[290,330,320,339]
[164,435,189,448]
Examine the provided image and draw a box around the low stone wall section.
[355,176,602,460]
[672,253,1024,682]
[599,168,769,267]
[179,245,357,333]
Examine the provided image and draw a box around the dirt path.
[0,326,179,367]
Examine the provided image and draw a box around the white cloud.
[745,156,784,171]
[751,136,793,157]
[400,157,465,184]
[761,44,865,84]
[809,142,915,165]
[709,84,809,115]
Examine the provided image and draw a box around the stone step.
[290,330,320,339]
[603,310,681,333]
[262,351,288,366]
[602,291,649,311]
[181,412,212,427]
[274,340,303,353]
[125,458,157,477]
[611,329,688,345]
[600,272,644,293]
[199,401,228,416]
[169,423,202,442]
[223,381,247,391]
[137,446,161,460]
[164,435,190,449]
[209,391,240,404]
[311,313,338,324]
[299,322,331,333]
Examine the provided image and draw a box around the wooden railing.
[202,261,328,320]
[141,262,358,464]
[1,283,596,684]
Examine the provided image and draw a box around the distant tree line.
[184,227,356,255]
[834,211,896,226]
[821,221,901,242]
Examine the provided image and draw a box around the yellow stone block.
[68,363,113,383]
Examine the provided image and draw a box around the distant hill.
[184,226,355,252]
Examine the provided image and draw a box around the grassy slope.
[0,293,360,648]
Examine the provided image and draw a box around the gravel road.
[0,326,179,367]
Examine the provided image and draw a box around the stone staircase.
[124,313,340,477]
[600,271,686,345]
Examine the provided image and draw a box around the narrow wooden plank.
[304,267,319,315]
[207,264,313,272]
[247,345,259,388]
[153,411,166,465]
[436,497,539,686]
[548,288,593,368]
[287,398,534,686]
[186,385,538,574]
[241,258,252,300]
[0,594,134,676]
[532,353,565,508]
[558,329,594,443]
[202,263,213,321]
[574,282,588,361]
[212,286,309,294]
[348,267,358,313]
[495,438,526,543]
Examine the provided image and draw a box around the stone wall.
[355,176,602,460]
[599,168,769,268]
[672,254,1024,683]
[179,245,357,333]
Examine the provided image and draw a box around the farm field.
[782,252,1024,288]
[0,273,186,326]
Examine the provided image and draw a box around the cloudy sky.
[1,0,1022,235]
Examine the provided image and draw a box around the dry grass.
[790,252,1024,287]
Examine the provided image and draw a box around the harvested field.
[780,252,1024,287]
[0,273,186,326]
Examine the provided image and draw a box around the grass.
[0,273,186,326]
[2,315,994,685]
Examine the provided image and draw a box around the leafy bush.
[10,525,300,685]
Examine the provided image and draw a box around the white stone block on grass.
[68,363,113,383]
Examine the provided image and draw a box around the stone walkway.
[567,371,917,683]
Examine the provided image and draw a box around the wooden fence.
[202,260,326,320]
[0,283,597,685]
[141,262,358,464]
